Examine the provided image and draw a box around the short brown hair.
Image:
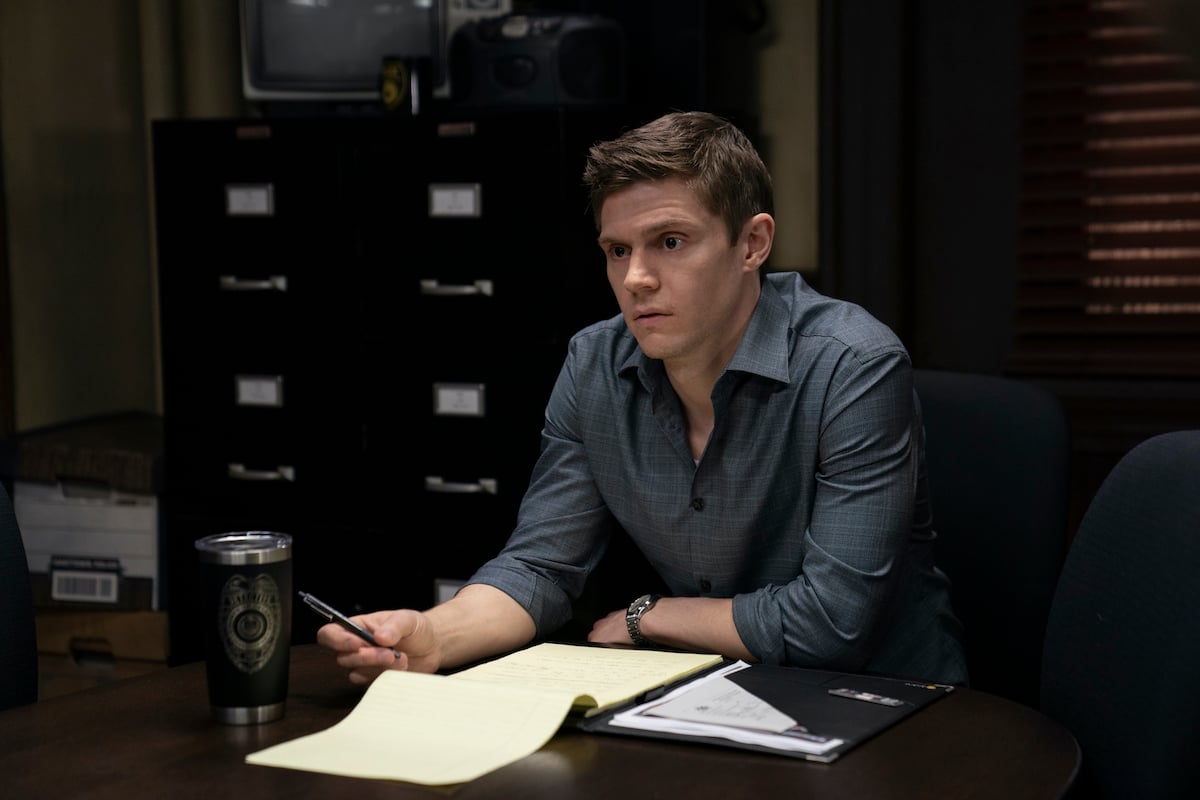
[582,111,774,245]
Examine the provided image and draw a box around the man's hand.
[316,608,438,685]
[586,607,636,646]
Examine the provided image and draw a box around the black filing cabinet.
[153,110,631,664]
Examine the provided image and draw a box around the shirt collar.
[619,276,793,387]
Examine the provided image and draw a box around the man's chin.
[632,338,674,361]
[628,324,679,356]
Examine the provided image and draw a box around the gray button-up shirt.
[469,271,968,685]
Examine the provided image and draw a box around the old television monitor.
[239,0,437,102]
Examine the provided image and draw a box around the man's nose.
[624,252,656,290]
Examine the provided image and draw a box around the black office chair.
[913,369,1070,709]
[1040,429,1200,799]
[1,481,39,709]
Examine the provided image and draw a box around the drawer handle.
[424,476,498,495]
[419,279,493,297]
[228,463,296,482]
[220,275,288,292]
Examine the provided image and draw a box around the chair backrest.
[0,481,39,709]
[913,369,1070,709]
[1040,429,1200,799]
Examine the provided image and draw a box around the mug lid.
[195,531,292,565]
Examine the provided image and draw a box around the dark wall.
[819,0,1022,374]
[910,1,1023,372]
[818,0,911,340]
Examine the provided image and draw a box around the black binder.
[575,662,955,763]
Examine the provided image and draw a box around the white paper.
[609,661,844,756]
[643,674,798,732]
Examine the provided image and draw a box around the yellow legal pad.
[245,643,722,785]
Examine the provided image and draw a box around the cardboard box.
[36,608,169,661]
[35,609,169,699]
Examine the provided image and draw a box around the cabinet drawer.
[163,426,362,507]
[164,346,367,416]
[153,122,347,263]
[412,338,563,398]
[160,262,365,354]
[356,112,579,319]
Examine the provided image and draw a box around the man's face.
[597,177,759,367]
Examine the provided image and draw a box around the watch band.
[625,593,661,646]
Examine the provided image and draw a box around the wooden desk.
[0,644,1079,799]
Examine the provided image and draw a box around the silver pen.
[299,591,402,659]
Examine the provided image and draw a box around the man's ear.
[742,212,775,272]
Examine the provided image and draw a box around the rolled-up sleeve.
[732,350,915,669]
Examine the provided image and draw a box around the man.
[319,111,968,686]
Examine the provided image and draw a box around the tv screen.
[240,0,437,101]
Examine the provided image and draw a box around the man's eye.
[611,245,628,259]
[663,237,682,250]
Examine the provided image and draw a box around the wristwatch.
[625,593,661,646]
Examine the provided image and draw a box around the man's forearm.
[424,583,537,670]
[637,596,756,661]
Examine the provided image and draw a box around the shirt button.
[700,580,712,593]
[690,497,704,511]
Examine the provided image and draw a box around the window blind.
[1011,0,1200,376]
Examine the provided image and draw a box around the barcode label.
[51,570,119,603]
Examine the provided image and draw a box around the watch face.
[626,594,660,645]
[629,593,652,614]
